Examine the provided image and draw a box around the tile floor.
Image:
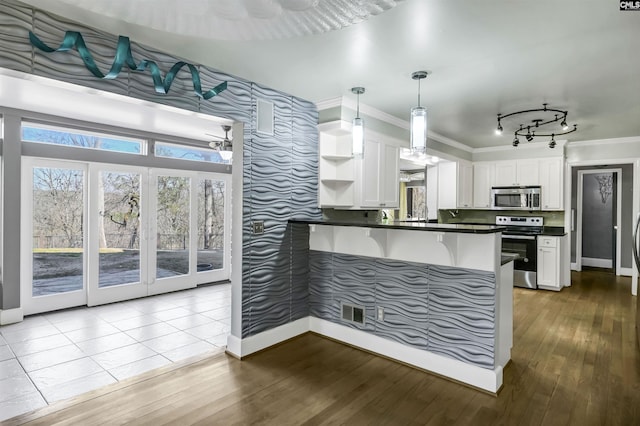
[0,282,231,422]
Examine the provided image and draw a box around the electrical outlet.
[252,221,264,234]
[377,306,384,321]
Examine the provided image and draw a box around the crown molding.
[566,135,640,147]
[316,96,474,153]
[473,139,567,153]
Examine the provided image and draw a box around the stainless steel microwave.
[491,186,541,210]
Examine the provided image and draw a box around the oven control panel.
[495,216,544,227]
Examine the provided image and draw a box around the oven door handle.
[502,235,536,240]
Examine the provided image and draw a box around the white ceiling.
[18,0,640,150]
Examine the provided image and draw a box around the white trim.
[575,169,622,276]
[316,97,474,153]
[225,318,309,358]
[230,122,244,338]
[315,97,343,111]
[633,160,640,296]
[474,139,567,154]
[566,158,638,166]
[0,307,24,325]
[620,267,633,277]
[571,262,578,271]
[309,317,502,393]
[567,136,640,147]
[581,257,613,268]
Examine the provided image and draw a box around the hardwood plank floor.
[5,269,639,425]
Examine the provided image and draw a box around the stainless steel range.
[496,215,544,289]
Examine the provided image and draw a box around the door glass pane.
[197,178,225,272]
[32,167,84,296]
[156,176,190,278]
[98,171,141,288]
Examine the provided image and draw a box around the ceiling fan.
[206,124,233,161]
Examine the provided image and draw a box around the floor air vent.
[341,302,365,325]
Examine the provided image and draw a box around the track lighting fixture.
[495,103,578,148]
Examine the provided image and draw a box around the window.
[155,141,230,164]
[22,122,144,155]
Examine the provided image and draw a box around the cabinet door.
[539,158,563,210]
[437,162,457,209]
[473,163,494,208]
[381,144,399,207]
[516,160,539,186]
[457,162,473,208]
[494,162,517,186]
[426,166,438,220]
[361,140,381,207]
[537,247,559,288]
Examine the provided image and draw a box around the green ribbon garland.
[29,30,227,100]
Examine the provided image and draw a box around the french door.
[22,158,231,314]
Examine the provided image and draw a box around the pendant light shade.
[410,71,429,155]
[351,87,365,157]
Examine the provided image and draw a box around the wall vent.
[256,98,274,135]
[341,302,365,325]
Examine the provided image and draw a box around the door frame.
[575,168,622,275]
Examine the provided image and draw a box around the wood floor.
[6,269,640,425]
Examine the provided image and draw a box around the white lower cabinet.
[537,235,567,291]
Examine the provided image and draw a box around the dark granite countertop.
[501,253,519,265]
[540,227,567,236]
[289,219,506,234]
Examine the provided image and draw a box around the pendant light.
[410,71,429,155]
[351,87,365,157]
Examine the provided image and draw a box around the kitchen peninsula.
[291,219,512,393]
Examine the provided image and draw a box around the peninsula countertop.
[289,218,505,234]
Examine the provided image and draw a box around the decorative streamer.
[29,30,227,100]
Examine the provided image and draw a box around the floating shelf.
[320,178,354,184]
[321,154,353,161]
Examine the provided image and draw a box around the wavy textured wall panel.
[332,253,376,333]
[375,258,429,350]
[1,0,322,339]
[308,251,497,369]
[0,3,32,73]
[428,265,495,368]
[31,11,129,96]
[309,251,334,320]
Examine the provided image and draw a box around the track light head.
[495,121,503,135]
[512,136,519,147]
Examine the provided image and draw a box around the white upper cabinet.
[437,161,473,209]
[539,157,563,210]
[361,139,399,208]
[494,162,517,187]
[317,121,400,210]
[457,161,473,208]
[473,162,495,208]
[426,165,438,220]
[516,160,540,186]
[494,160,539,186]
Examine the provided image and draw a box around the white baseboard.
[309,317,503,394]
[620,267,633,277]
[571,262,580,271]
[0,307,24,325]
[581,257,612,268]
[225,318,309,359]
